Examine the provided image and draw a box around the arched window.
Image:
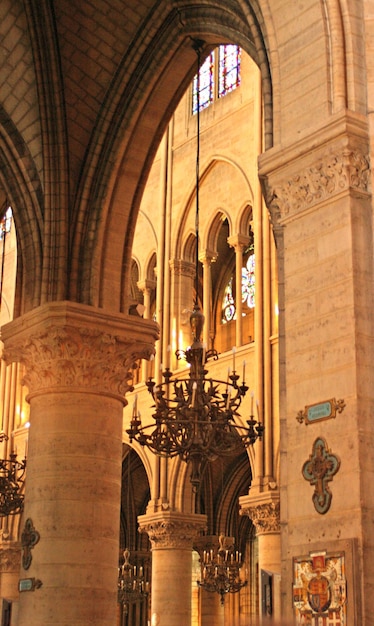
[0,205,12,239]
[192,45,241,114]
[218,44,241,97]
[221,244,255,324]
[222,276,236,324]
[241,246,255,309]
[192,52,214,113]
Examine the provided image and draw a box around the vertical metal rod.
[193,41,203,309]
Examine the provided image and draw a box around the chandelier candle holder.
[118,548,149,613]
[0,432,26,517]
[127,309,264,490]
[198,534,247,604]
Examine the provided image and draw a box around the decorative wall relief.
[21,518,40,570]
[268,149,370,221]
[293,550,347,625]
[302,437,340,514]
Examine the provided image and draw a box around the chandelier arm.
[0,434,27,517]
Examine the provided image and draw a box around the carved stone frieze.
[241,500,280,535]
[139,513,207,549]
[0,545,21,572]
[267,149,370,222]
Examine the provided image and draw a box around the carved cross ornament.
[21,518,40,570]
[302,437,340,514]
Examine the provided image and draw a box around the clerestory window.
[192,45,241,114]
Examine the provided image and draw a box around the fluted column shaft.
[1,301,158,626]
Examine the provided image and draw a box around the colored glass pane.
[192,52,214,114]
[218,45,241,97]
[0,206,12,240]
[222,276,236,323]
[242,254,255,308]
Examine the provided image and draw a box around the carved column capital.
[138,511,207,550]
[169,259,195,278]
[198,249,217,265]
[227,234,251,251]
[259,111,371,231]
[1,301,159,401]
[0,544,21,573]
[239,491,280,535]
[137,279,156,293]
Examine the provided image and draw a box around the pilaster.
[259,110,370,624]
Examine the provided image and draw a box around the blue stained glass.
[192,53,214,114]
[218,45,241,97]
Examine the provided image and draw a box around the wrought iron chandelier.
[198,534,247,604]
[0,432,26,516]
[118,548,149,613]
[126,40,263,490]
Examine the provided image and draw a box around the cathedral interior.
[0,2,373,626]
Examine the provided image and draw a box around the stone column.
[138,511,207,626]
[169,260,195,361]
[239,491,281,621]
[137,279,156,379]
[227,235,250,348]
[199,251,217,351]
[0,545,21,601]
[1,301,159,626]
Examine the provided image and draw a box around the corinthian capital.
[240,491,280,535]
[1,301,159,400]
[138,511,207,549]
[0,545,21,573]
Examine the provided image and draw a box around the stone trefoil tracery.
[267,148,370,222]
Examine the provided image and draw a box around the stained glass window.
[222,277,236,324]
[218,45,241,97]
[242,253,255,308]
[192,45,241,114]
[221,252,255,323]
[0,206,12,240]
[192,52,214,114]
